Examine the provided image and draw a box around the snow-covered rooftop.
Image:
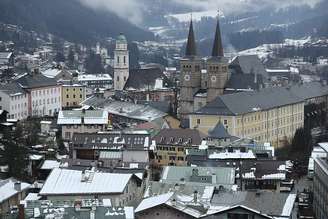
[42,68,61,78]
[40,160,60,170]
[0,178,31,203]
[209,150,256,160]
[78,74,112,81]
[57,110,108,125]
[135,192,173,213]
[40,168,133,195]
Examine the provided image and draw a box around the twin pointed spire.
[212,16,224,57]
[185,19,197,57]
[185,11,224,57]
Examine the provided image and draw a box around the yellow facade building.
[189,86,305,147]
[152,129,206,166]
[61,84,86,108]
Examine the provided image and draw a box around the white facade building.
[0,73,62,119]
[0,83,28,120]
[114,34,129,90]
[30,86,62,117]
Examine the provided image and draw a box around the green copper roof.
[117,33,127,43]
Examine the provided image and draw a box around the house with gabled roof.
[39,168,143,206]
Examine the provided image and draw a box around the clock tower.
[114,33,129,91]
[179,20,202,119]
[207,17,229,103]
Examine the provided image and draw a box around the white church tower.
[114,33,129,90]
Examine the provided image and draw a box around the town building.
[39,168,143,206]
[179,18,229,119]
[42,67,73,81]
[135,190,295,219]
[61,82,86,108]
[57,110,108,140]
[0,83,28,120]
[0,72,61,119]
[0,178,30,215]
[17,72,62,117]
[313,142,328,219]
[77,74,113,90]
[0,52,14,67]
[152,129,206,166]
[308,146,327,178]
[70,130,150,160]
[189,86,305,147]
[160,166,235,190]
[186,139,275,165]
[114,34,129,90]
[81,96,169,127]
[20,199,134,219]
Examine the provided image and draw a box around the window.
[224,119,228,125]
[169,156,176,161]
[117,76,120,82]
[66,94,69,98]
[178,148,184,152]
[227,213,251,219]
[124,56,126,64]
[65,132,71,139]
[117,56,120,63]
[197,119,201,125]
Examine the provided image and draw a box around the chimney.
[171,198,177,206]
[212,173,217,184]
[90,208,96,219]
[192,168,199,177]
[33,68,40,76]
[81,109,86,124]
[18,203,25,219]
[14,182,21,191]
[193,190,198,204]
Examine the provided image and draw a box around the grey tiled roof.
[153,129,206,146]
[208,122,231,139]
[230,55,269,81]
[161,166,235,187]
[225,73,263,91]
[125,67,168,90]
[16,73,57,89]
[196,85,305,116]
[0,82,25,95]
[211,191,293,216]
[288,81,328,100]
[72,131,150,150]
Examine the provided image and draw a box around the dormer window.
[178,138,183,143]
[160,137,165,143]
[170,137,174,143]
[188,138,192,144]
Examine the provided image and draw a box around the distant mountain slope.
[286,13,328,38]
[0,0,154,43]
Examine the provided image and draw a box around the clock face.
[211,76,217,82]
[184,75,190,81]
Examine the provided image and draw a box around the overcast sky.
[79,0,322,25]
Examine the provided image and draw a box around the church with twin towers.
[179,17,229,119]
